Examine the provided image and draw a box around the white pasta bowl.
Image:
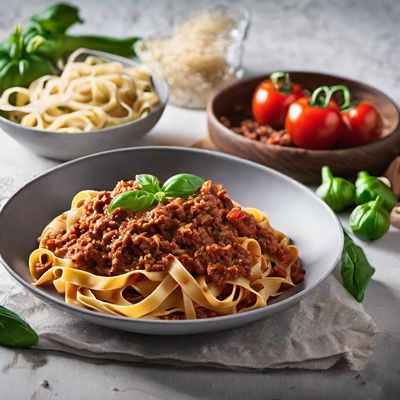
[0,147,343,335]
[0,50,168,161]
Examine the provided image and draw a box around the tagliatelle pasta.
[0,48,159,133]
[29,179,303,320]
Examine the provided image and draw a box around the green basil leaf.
[109,189,155,213]
[0,306,38,348]
[341,230,375,302]
[135,174,161,193]
[30,3,83,34]
[162,173,204,198]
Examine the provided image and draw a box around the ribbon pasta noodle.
[29,180,303,320]
[0,48,159,133]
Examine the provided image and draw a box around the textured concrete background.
[0,1,399,399]
[1,0,399,103]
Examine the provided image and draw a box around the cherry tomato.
[338,102,383,148]
[252,72,304,129]
[285,97,343,150]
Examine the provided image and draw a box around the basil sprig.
[0,306,38,348]
[135,174,162,193]
[162,174,205,197]
[109,173,204,213]
[341,230,375,302]
[109,189,156,212]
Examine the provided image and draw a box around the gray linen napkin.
[1,275,378,371]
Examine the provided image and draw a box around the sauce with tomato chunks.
[40,180,304,289]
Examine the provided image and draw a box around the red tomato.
[252,80,304,129]
[226,208,246,223]
[285,97,343,150]
[338,102,383,147]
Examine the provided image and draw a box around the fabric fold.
[1,275,378,371]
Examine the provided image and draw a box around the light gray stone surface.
[0,0,399,399]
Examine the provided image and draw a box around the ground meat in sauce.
[40,180,305,287]
[219,116,293,146]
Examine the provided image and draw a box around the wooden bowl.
[207,72,400,184]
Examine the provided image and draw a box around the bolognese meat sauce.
[41,180,305,287]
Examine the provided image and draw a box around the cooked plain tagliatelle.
[0,48,159,133]
[29,180,304,320]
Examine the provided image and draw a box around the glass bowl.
[136,5,250,109]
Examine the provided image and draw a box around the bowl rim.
[0,49,169,136]
[0,145,344,326]
[134,4,251,52]
[207,70,400,154]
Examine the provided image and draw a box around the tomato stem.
[327,85,352,110]
[309,86,331,108]
[270,71,292,93]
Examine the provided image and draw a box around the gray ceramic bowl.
[0,147,343,335]
[0,50,169,161]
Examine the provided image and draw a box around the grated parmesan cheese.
[138,9,248,109]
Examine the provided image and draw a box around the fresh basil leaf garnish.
[109,173,205,213]
[162,173,205,198]
[135,174,161,193]
[341,230,375,302]
[109,189,156,213]
[0,306,38,348]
